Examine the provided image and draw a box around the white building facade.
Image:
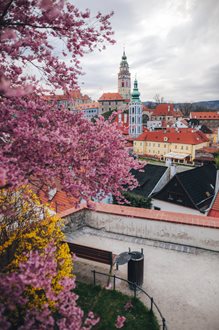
[129,79,143,137]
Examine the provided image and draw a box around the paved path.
[67,227,219,330]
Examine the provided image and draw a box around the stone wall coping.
[58,203,219,229]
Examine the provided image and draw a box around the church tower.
[118,50,131,100]
[129,79,142,137]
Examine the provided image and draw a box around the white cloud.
[73,0,219,102]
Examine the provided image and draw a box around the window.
[181,145,184,150]
[186,146,188,150]
[158,144,160,147]
[175,145,177,149]
[122,82,124,87]
[154,206,161,210]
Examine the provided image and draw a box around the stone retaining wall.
[62,208,219,251]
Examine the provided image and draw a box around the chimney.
[165,158,172,167]
[170,164,177,178]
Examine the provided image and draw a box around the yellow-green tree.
[0,186,72,293]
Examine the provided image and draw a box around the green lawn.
[75,282,160,330]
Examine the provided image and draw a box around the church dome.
[131,79,141,101]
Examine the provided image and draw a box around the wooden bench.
[66,241,115,266]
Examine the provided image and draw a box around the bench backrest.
[66,241,113,265]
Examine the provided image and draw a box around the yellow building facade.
[133,129,209,163]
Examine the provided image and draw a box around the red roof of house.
[31,184,78,213]
[59,202,219,228]
[98,93,124,101]
[135,128,209,144]
[152,104,182,117]
[43,90,91,102]
[208,191,219,218]
[190,112,219,120]
[81,94,91,100]
[198,146,219,154]
[75,102,99,110]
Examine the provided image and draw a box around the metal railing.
[91,269,168,330]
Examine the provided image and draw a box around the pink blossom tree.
[0,0,138,203]
[0,243,100,329]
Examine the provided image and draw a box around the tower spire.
[118,50,131,100]
[129,77,142,137]
[131,78,140,102]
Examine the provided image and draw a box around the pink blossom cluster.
[0,0,115,95]
[115,315,126,329]
[0,244,99,330]
[0,94,139,203]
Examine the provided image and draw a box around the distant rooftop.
[98,92,124,101]
[190,112,219,120]
[135,128,209,145]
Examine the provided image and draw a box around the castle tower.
[118,50,131,100]
[129,79,142,137]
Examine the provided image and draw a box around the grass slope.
[75,282,160,330]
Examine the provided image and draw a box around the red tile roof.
[142,105,148,111]
[31,184,78,213]
[59,202,219,228]
[81,94,90,100]
[152,104,182,117]
[75,102,99,110]
[198,146,219,154]
[190,112,219,120]
[135,128,209,145]
[43,90,91,102]
[208,191,219,218]
[98,93,124,101]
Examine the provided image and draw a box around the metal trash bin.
[128,250,144,290]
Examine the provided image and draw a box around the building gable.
[129,164,168,198]
[153,164,216,211]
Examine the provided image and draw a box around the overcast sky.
[73,0,219,103]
